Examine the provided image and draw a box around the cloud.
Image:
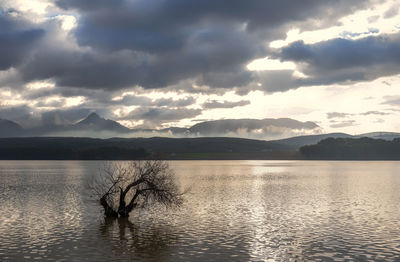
[19,0,371,92]
[382,96,400,106]
[0,0,393,132]
[329,120,357,128]
[0,10,45,70]
[203,100,250,109]
[55,0,121,11]
[327,112,353,119]
[154,97,196,107]
[0,0,381,96]
[119,107,202,127]
[0,104,32,122]
[56,0,371,37]
[374,118,385,123]
[111,95,196,108]
[360,110,390,116]
[0,104,94,127]
[327,110,391,121]
[280,33,400,87]
[39,108,92,126]
[255,70,302,93]
[384,4,399,18]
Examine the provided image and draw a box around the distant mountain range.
[0,113,131,138]
[0,113,320,140]
[1,113,400,148]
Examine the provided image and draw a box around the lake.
[0,160,399,261]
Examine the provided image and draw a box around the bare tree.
[90,160,183,218]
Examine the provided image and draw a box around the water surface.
[0,161,399,261]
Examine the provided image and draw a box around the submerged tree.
[90,160,183,218]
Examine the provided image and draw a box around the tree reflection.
[99,217,175,260]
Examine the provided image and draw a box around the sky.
[0,0,400,137]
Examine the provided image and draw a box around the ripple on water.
[0,160,400,261]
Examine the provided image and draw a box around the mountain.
[357,132,400,141]
[0,119,24,137]
[0,112,399,143]
[74,112,130,132]
[271,133,353,149]
[57,116,321,139]
[17,112,132,137]
[188,118,319,136]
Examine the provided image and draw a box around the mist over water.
[0,161,399,261]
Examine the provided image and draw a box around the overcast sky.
[1,0,400,135]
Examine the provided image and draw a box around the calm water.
[0,160,399,261]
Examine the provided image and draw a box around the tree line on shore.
[300,137,400,160]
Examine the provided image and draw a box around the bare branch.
[89,160,184,218]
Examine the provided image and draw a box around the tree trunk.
[100,195,118,218]
[118,203,137,217]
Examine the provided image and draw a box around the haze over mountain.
[0,119,24,137]
[187,118,319,137]
[1,113,400,149]
[0,113,323,140]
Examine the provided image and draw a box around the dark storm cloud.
[0,11,45,70]
[280,33,400,87]
[282,34,400,69]
[203,100,250,109]
[21,49,145,89]
[57,0,373,43]
[55,0,121,11]
[28,0,373,91]
[20,24,259,90]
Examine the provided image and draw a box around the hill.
[300,137,400,160]
[271,133,353,149]
[0,137,296,160]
